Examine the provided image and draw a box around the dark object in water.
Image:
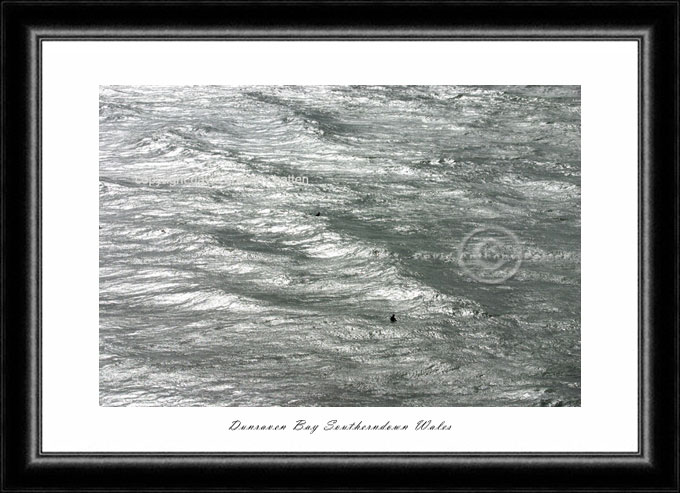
[161,229,166,233]
[390,314,396,323]
[315,212,321,216]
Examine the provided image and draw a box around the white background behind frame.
[41,41,638,452]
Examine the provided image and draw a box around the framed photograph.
[2,1,678,490]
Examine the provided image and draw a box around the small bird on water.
[315,212,321,216]
[390,314,397,323]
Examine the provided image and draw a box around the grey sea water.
[99,85,580,407]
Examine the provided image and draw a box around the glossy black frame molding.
[1,1,678,491]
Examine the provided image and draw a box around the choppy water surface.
[100,86,580,407]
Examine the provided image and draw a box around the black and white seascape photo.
[99,85,581,407]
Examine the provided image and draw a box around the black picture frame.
[1,1,678,491]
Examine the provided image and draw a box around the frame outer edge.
[1,1,678,491]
